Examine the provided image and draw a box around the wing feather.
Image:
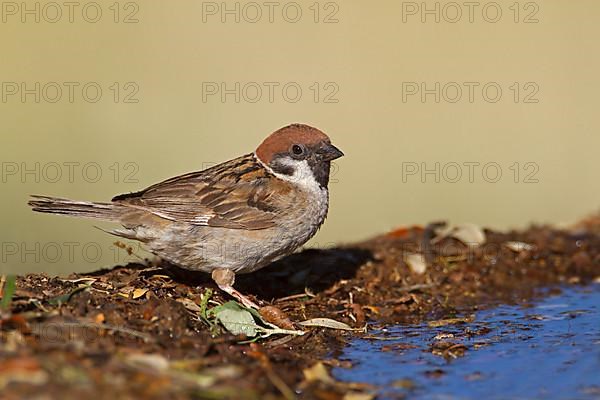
[113,154,286,230]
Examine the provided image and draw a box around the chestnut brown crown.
[255,124,342,165]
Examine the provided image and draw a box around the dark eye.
[291,144,305,157]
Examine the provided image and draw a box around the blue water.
[335,285,600,399]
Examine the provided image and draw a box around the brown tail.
[28,195,125,222]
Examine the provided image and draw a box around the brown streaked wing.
[112,154,283,230]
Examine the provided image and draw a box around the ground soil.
[1,217,599,399]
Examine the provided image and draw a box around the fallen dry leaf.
[132,288,149,299]
[176,298,203,314]
[298,318,354,331]
[259,306,295,330]
[404,253,427,274]
[303,362,334,384]
[434,223,486,247]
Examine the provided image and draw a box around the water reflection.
[335,284,600,399]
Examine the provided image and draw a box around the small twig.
[397,283,435,293]
[275,289,316,303]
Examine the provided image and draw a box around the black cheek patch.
[269,158,295,176]
[308,159,331,188]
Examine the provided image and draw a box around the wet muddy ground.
[1,219,599,399]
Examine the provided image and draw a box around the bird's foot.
[211,268,260,309]
[218,285,260,309]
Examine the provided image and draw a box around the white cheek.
[271,159,321,192]
[255,154,329,230]
[287,160,315,185]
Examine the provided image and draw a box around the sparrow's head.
[255,124,344,189]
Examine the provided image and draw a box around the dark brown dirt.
[1,219,599,399]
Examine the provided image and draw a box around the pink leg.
[211,268,260,309]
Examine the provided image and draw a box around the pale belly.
[146,188,329,274]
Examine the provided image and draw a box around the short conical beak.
[318,143,344,161]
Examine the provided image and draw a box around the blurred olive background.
[1,1,598,275]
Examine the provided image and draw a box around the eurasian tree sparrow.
[29,124,344,308]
